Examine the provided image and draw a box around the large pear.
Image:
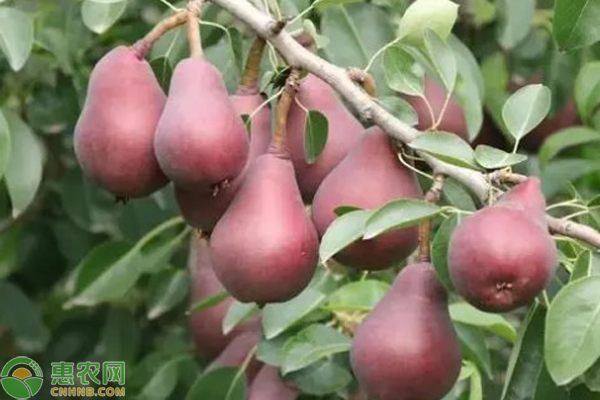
[312,127,421,270]
[74,46,168,198]
[351,263,462,400]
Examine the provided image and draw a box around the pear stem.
[418,174,445,263]
[270,68,301,157]
[238,37,267,95]
[348,68,377,97]
[132,10,190,59]
[186,1,203,57]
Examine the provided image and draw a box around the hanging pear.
[188,236,260,357]
[210,70,319,304]
[286,74,363,200]
[351,263,462,400]
[74,45,168,198]
[154,14,248,190]
[312,126,421,270]
[175,38,271,231]
[448,178,557,312]
[248,366,298,400]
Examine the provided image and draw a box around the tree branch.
[207,0,600,249]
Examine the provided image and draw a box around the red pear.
[154,57,249,189]
[312,126,421,270]
[404,76,469,140]
[286,74,363,200]
[351,263,462,400]
[189,237,259,357]
[206,329,262,381]
[448,178,557,312]
[74,45,168,198]
[248,366,298,400]
[175,93,271,231]
[210,150,319,303]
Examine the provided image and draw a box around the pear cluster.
[74,39,558,400]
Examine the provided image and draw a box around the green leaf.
[322,4,395,96]
[185,367,246,400]
[96,307,139,364]
[379,96,418,125]
[0,110,11,180]
[189,291,229,313]
[424,30,457,93]
[65,218,185,308]
[572,251,594,282]
[538,127,600,166]
[257,333,294,367]
[502,304,567,400]
[0,280,49,352]
[227,27,244,79]
[262,287,326,339]
[502,84,551,141]
[287,357,352,396]
[545,276,600,385]
[281,324,351,374]
[150,57,173,93]
[319,210,372,263]
[455,323,492,379]
[222,301,259,335]
[474,145,527,169]
[431,214,461,291]
[574,62,600,122]
[410,132,479,169]
[81,0,127,34]
[147,270,189,320]
[383,45,424,96]
[442,178,476,211]
[496,0,535,49]
[0,7,33,70]
[541,159,600,198]
[304,110,329,164]
[554,0,600,51]
[584,358,600,392]
[2,109,44,218]
[364,199,441,240]
[138,356,190,400]
[448,35,485,141]
[397,0,459,45]
[450,302,517,343]
[323,280,390,311]
[467,361,483,400]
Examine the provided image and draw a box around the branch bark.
[207,0,600,249]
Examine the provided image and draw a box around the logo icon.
[1,357,43,399]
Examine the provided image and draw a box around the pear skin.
[154,57,249,189]
[248,366,298,400]
[351,263,462,400]
[206,329,262,382]
[189,237,260,357]
[74,46,168,198]
[286,74,363,201]
[210,152,319,304]
[448,178,557,312]
[312,127,421,270]
[175,94,271,231]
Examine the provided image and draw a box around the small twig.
[238,37,267,94]
[347,68,377,97]
[186,0,203,57]
[270,68,301,156]
[418,174,445,263]
[132,10,190,59]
